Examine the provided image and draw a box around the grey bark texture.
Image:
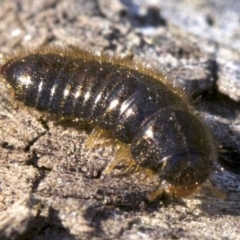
[0,0,240,239]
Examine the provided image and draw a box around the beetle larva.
[0,47,217,199]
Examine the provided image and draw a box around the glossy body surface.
[0,48,217,198]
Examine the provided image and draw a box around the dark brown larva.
[0,47,217,198]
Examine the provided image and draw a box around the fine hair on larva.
[0,46,219,199]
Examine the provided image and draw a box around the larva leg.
[85,126,112,149]
[103,143,137,175]
[147,187,166,202]
[147,182,201,201]
[148,179,227,201]
[204,179,227,199]
[0,53,5,65]
[104,143,156,178]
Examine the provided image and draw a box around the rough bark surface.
[0,0,240,239]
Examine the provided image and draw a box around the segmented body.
[0,47,217,198]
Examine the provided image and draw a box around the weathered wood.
[0,0,240,239]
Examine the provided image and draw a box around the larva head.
[131,109,215,197]
[158,152,210,197]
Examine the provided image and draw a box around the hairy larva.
[0,47,218,199]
